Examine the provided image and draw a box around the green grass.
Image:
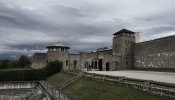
[64,78,174,100]
[47,72,75,85]
[131,68,175,72]
[0,68,33,71]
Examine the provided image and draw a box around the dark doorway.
[98,59,103,71]
[94,61,97,69]
[126,62,129,67]
[106,62,110,71]
[73,60,77,70]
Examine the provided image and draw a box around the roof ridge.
[113,29,135,35]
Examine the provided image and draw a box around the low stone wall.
[0,81,37,100]
[84,72,175,98]
[0,81,62,100]
[0,81,37,89]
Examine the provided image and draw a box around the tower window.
[125,40,127,45]
[73,60,77,66]
[126,62,129,66]
[125,48,128,52]
[66,60,68,66]
[115,62,118,66]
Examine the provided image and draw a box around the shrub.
[0,61,63,81]
[46,61,63,76]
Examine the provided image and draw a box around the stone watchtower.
[47,42,70,70]
[112,29,135,69]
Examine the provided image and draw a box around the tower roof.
[47,42,70,49]
[52,42,64,47]
[113,29,135,35]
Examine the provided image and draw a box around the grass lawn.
[64,78,174,100]
[131,68,175,72]
[47,72,75,85]
[0,68,33,71]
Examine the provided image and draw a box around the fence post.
[103,76,106,82]
[58,91,60,99]
[64,93,65,100]
[143,80,151,92]
[119,77,125,85]
[91,73,94,79]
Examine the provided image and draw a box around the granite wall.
[134,36,175,68]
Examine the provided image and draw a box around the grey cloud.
[0,0,175,59]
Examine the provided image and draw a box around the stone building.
[31,29,175,70]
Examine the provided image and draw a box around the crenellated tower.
[47,42,70,70]
[112,29,135,69]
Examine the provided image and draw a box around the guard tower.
[112,29,135,69]
[47,42,69,52]
[47,42,70,70]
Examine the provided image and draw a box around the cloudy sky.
[0,0,175,60]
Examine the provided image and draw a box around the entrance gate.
[106,62,110,71]
[98,59,103,71]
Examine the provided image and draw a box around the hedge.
[0,61,63,81]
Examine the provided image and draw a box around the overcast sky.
[0,0,175,60]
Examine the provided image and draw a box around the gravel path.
[87,70,175,84]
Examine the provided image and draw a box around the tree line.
[0,55,31,69]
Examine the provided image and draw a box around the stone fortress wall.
[134,36,175,68]
[47,51,69,69]
[31,29,175,70]
[31,53,47,69]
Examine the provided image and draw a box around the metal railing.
[39,81,72,100]
[58,72,83,90]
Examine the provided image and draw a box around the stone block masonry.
[134,36,175,68]
[31,29,175,70]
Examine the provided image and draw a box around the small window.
[126,62,129,66]
[66,60,68,66]
[115,62,118,66]
[85,63,87,68]
[125,40,127,45]
[125,48,127,52]
[73,60,77,66]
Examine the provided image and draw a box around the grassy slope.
[64,78,174,100]
[47,72,75,85]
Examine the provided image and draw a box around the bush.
[0,61,63,81]
[46,61,63,76]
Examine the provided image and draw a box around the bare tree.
[18,55,31,68]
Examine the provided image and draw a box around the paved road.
[87,70,175,84]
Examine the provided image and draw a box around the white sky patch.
[79,36,112,44]
[146,31,175,40]
[0,47,47,55]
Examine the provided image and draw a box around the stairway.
[58,72,84,90]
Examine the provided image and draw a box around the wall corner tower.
[112,29,136,69]
[47,42,70,70]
